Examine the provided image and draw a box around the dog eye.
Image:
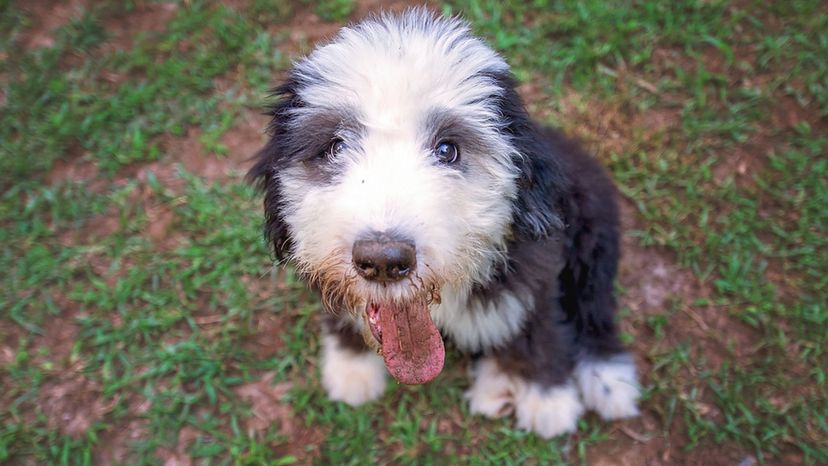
[434,141,459,164]
[327,139,348,159]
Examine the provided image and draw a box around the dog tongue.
[376,301,444,385]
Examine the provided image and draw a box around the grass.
[1,0,826,464]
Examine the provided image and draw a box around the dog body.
[250,10,639,438]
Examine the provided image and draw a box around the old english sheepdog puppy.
[249,9,640,438]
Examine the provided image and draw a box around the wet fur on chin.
[248,8,639,438]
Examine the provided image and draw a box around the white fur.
[465,358,517,417]
[466,358,585,438]
[320,334,386,406]
[574,355,640,419]
[433,287,531,352]
[515,383,584,439]
[278,11,520,306]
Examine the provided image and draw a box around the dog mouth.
[364,300,445,385]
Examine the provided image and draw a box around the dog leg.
[320,316,387,406]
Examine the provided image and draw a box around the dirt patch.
[156,425,200,466]
[45,153,101,187]
[101,1,178,52]
[771,94,826,132]
[33,305,80,365]
[94,418,149,466]
[586,421,756,466]
[633,107,682,137]
[584,412,667,466]
[240,268,304,358]
[233,372,293,433]
[266,9,343,57]
[517,77,555,121]
[553,91,639,159]
[620,241,693,317]
[21,298,109,440]
[57,158,188,251]
[619,200,763,362]
[242,310,289,359]
[144,202,178,250]
[0,320,22,367]
[87,1,178,87]
[135,109,267,186]
[16,0,90,49]
[146,371,324,464]
[37,373,116,437]
[59,208,121,247]
[711,139,767,189]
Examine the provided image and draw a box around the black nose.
[352,233,416,283]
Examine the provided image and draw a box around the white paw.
[465,358,516,417]
[575,355,640,420]
[514,383,584,439]
[466,358,584,438]
[321,335,386,406]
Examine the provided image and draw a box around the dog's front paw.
[514,383,584,439]
[321,335,387,406]
[465,358,516,417]
[466,358,584,438]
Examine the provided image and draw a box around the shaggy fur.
[249,9,639,438]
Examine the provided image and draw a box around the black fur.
[246,79,302,260]
[465,73,624,384]
[489,72,569,240]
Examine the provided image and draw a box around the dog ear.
[246,79,303,261]
[491,72,568,239]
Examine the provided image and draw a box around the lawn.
[1,0,826,464]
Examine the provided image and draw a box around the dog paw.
[466,358,584,438]
[514,383,584,439]
[465,358,516,417]
[575,354,640,420]
[321,335,386,406]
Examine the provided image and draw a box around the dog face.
[250,11,566,384]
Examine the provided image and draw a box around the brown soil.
[37,373,116,438]
[126,109,268,186]
[232,371,326,461]
[241,309,289,359]
[233,372,293,433]
[16,0,90,49]
[46,154,100,187]
[155,425,201,466]
[94,417,149,466]
[101,1,178,52]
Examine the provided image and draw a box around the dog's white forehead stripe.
[293,12,508,128]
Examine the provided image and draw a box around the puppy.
[249,9,639,438]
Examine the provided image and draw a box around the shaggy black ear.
[246,79,303,261]
[491,72,569,239]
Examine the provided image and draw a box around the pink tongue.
[376,301,444,385]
